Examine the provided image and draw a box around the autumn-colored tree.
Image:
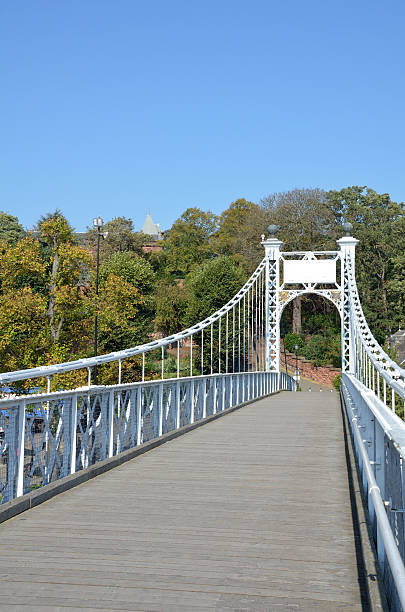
[37,212,92,346]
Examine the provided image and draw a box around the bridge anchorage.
[0,224,405,609]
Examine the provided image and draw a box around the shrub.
[333,373,341,391]
[284,333,304,353]
[302,333,341,367]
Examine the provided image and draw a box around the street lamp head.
[343,221,353,237]
[93,216,104,228]
[294,344,299,352]
[267,224,279,237]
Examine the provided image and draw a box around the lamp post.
[294,343,300,385]
[93,216,103,384]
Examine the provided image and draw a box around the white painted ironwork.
[0,371,295,504]
[0,220,404,608]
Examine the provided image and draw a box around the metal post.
[108,390,114,457]
[337,229,359,373]
[70,394,78,474]
[262,227,283,373]
[93,217,104,385]
[16,401,26,497]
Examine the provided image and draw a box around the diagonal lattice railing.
[0,257,296,507]
[342,253,405,610]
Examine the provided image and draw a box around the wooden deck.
[0,392,383,611]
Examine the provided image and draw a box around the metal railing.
[0,371,296,505]
[342,374,405,611]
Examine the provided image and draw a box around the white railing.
[0,371,296,505]
[341,375,405,611]
[343,255,405,609]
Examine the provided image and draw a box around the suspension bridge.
[0,225,405,610]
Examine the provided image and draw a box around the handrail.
[342,376,405,608]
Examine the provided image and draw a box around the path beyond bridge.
[0,392,383,611]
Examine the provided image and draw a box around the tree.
[154,281,187,337]
[162,207,218,277]
[37,212,91,345]
[0,212,25,244]
[184,256,246,371]
[83,217,146,261]
[261,188,334,333]
[261,188,334,251]
[327,186,405,341]
[98,251,155,352]
[185,256,246,324]
[213,198,269,272]
[0,236,46,294]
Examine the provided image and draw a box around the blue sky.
[1,0,404,232]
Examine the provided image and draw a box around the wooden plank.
[0,392,380,610]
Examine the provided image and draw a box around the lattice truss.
[266,260,279,371]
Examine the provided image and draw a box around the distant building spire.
[141,213,162,241]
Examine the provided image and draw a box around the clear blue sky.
[1,0,404,232]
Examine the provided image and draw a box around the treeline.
[0,186,403,388]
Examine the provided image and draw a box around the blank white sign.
[283,259,336,284]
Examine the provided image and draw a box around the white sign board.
[283,259,336,284]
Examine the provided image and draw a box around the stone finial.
[343,221,353,237]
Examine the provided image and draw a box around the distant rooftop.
[141,213,162,241]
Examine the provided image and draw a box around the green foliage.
[83,216,146,261]
[184,256,246,325]
[98,251,155,353]
[327,186,405,342]
[213,198,269,272]
[0,212,25,244]
[99,251,155,294]
[302,333,341,367]
[284,333,304,353]
[161,207,218,277]
[333,373,341,391]
[303,312,340,335]
[154,280,187,336]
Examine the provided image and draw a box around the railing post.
[176,380,181,429]
[108,390,114,458]
[70,394,78,474]
[190,378,195,424]
[213,377,218,414]
[202,378,207,419]
[158,382,164,436]
[16,401,26,498]
[136,387,142,445]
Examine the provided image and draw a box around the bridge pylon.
[261,224,359,375]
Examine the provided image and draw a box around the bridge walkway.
[0,392,382,611]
